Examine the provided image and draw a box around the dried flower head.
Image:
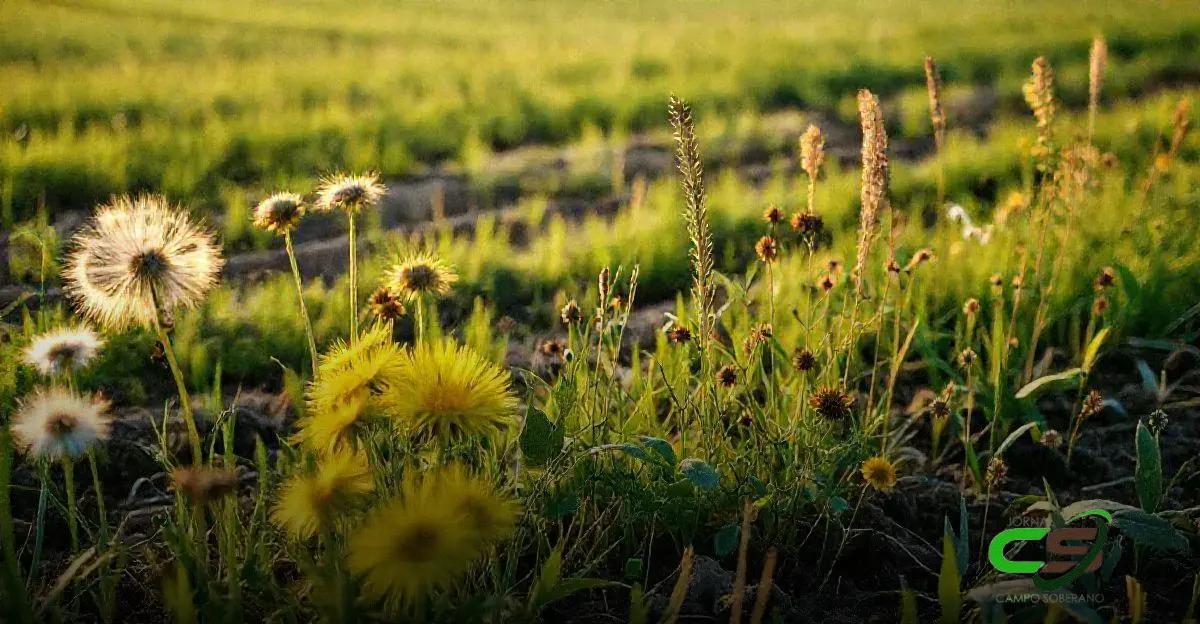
[23,325,104,376]
[800,124,826,181]
[252,192,306,234]
[904,248,934,272]
[963,298,980,316]
[715,365,739,388]
[538,339,565,359]
[929,397,951,420]
[791,348,816,372]
[957,348,978,369]
[560,300,582,324]
[818,274,836,293]
[666,325,693,344]
[985,457,1008,488]
[386,252,458,301]
[762,205,784,225]
[11,389,111,459]
[315,172,386,214]
[854,89,889,293]
[368,287,407,321]
[1079,390,1104,420]
[743,323,774,354]
[1146,409,1169,436]
[1094,267,1116,290]
[171,466,239,506]
[810,387,854,420]
[755,236,779,263]
[64,195,224,330]
[861,456,898,493]
[1040,429,1063,449]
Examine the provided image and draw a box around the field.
[2,1,1200,622]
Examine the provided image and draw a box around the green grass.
[3,0,1200,224]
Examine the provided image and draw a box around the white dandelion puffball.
[22,325,104,375]
[11,389,111,459]
[314,173,386,213]
[64,195,224,330]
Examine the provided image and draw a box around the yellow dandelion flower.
[11,389,111,459]
[64,195,223,330]
[861,456,898,493]
[347,492,477,607]
[252,192,306,234]
[23,325,104,376]
[420,465,518,546]
[308,325,405,416]
[315,322,397,378]
[381,340,517,442]
[385,252,458,301]
[272,449,373,540]
[314,172,386,214]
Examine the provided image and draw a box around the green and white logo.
[987,509,1112,591]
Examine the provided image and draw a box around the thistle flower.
[854,90,889,294]
[809,387,854,420]
[272,449,374,540]
[754,236,779,262]
[11,389,111,459]
[381,340,518,442]
[64,195,224,330]
[715,365,738,388]
[368,287,407,321]
[23,325,104,376]
[799,124,825,182]
[314,172,386,213]
[171,465,239,506]
[861,456,897,493]
[252,192,306,234]
[386,252,458,301]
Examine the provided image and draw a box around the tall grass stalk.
[284,232,319,375]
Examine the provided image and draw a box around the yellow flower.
[381,340,517,442]
[420,465,518,546]
[347,480,477,607]
[300,324,405,450]
[385,252,458,301]
[11,389,111,459]
[64,195,223,330]
[314,172,386,214]
[861,456,898,493]
[273,449,373,540]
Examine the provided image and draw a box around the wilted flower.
[715,365,739,388]
[171,465,239,506]
[791,212,824,238]
[1146,409,1169,436]
[861,456,897,493]
[1094,267,1116,290]
[985,457,1008,488]
[11,389,111,459]
[314,173,386,213]
[560,300,582,324]
[252,192,306,234]
[755,236,779,262]
[810,387,854,420]
[23,326,104,376]
[367,287,407,321]
[1040,429,1063,449]
[762,205,784,225]
[64,195,224,330]
[963,298,980,316]
[792,348,816,372]
[666,325,693,344]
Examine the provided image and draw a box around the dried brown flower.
[367,287,406,320]
[792,348,816,372]
[762,205,784,225]
[560,300,582,324]
[715,365,739,388]
[810,387,854,420]
[755,236,779,262]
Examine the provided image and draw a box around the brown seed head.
[809,386,854,420]
[792,348,816,372]
[367,287,406,320]
[755,236,779,263]
[715,365,739,388]
[560,299,582,324]
[800,124,826,181]
[762,205,784,225]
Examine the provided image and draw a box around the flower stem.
[285,231,319,376]
[153,318,204,463]
[61,458,78,552]
[348,212,359,341]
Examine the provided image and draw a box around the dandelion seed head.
[315,173,386,214]
[23,326,104,376]
[386,253,458,301]
[64,195,223,330]
[253,192,306,234]
[11,389,110,459]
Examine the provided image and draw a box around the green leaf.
[1014,368,1082,400]
[534,578,620,609]
[1113,509,1188,553]
[679,458,719,490]
[623,558,643,582]
[543,491,579,519]
[1135,421,1163,512]
[900,587,918,624]
[938,532,961,624]
[639,436,677,467]
[1081,327,1110,373]
[714,523,740,557]
[614,443,651,462]
[520,407,563,467]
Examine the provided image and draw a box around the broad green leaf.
[1113,509,1187,553]
[679,458,719,490]
[639,436,677,467]
[995,422,1037,459]
[938,532,961,624]
[521,407,564,467]
[614,443,651,462]
[713,523,739,557]
[1134,421,1162,512]
[1014,368,1082,400]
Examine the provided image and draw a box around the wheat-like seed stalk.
[924,57,946,151]
[1023,56,1057,173]
[1088,36,1107,141]
[853,89,889,294]
[668,95,715,349]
